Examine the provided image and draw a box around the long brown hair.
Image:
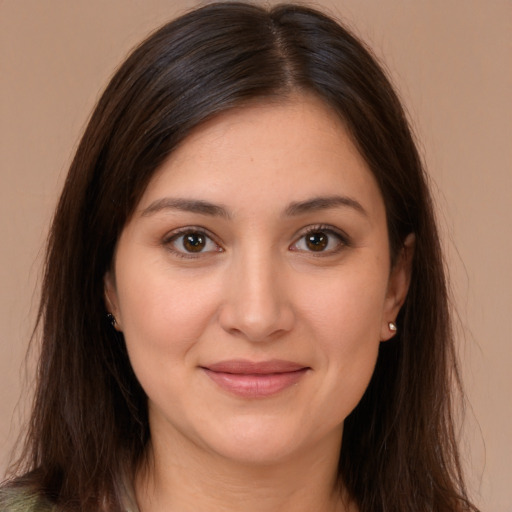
[4,3,478,511]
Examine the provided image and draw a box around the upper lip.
[202,359,309,374]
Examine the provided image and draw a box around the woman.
[1,2,479,511]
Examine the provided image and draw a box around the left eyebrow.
[284,195,368,217]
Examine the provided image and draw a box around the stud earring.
[388,321,397,332]
[106,312,117,327]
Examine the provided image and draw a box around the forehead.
[136,95,384,221]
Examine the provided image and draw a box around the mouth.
[200,359,310,399]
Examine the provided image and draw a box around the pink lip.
[201,359,309,398]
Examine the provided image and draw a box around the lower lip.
[202,368,308,398]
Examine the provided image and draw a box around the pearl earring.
[388,321,397,332]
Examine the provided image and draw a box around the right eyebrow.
[140,198,232,219]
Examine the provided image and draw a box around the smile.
[201,359,310,399]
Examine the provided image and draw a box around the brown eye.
[167,229,221,256]
[182,232,206,252]
[290,226,347,255]
[305,232,328,251]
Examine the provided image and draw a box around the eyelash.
[290,224,350,255]
[163,226,223,259]
[162,224,350,259]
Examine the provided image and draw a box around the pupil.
[183,233,205,252]
[306,232,328,251]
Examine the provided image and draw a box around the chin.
[197,415,341,467]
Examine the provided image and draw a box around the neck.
[134,430,355,512]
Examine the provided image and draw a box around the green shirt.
[0,485,138,512]
[0,488,53,512]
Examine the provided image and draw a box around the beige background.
[1,1,511,510]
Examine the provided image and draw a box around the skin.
[105,95,413,512]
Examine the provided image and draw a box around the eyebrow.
[284,195,368,217]
[140,194,367,219]
[141,198,231,219]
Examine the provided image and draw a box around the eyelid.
[162,226,223,258]
[289,224,351,254]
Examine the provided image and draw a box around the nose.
[218,250,295,342]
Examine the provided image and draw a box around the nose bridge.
[220,244,294,341]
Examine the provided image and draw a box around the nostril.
[218,298,295,342]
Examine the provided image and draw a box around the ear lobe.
[380,233,415,341]
[104,271,122,331]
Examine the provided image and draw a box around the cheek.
[301,261,388,346]
[115,263,222,373]
[297,261,388,412]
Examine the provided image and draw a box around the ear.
[380,233,415,341]
[104,271,123,331]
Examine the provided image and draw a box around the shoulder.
[0,485,53,512]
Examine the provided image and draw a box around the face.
[105,95,411,466]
